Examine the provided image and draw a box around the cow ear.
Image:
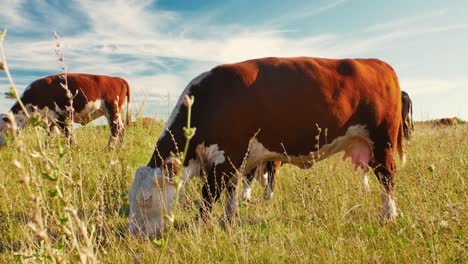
[164,158,180,178]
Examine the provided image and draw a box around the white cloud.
[366,9,448,32]
[0,0,28,28]
[77,0,178,36]
[266,0,349,27]
[400,78,467,95]
[0,0,467,121]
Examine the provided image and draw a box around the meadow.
[0,120,466,263]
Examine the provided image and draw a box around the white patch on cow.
[362,174,370,192]
[195,143,226,166]
[380,185,397,222]
[54,103,65,115]
[159,71,211,140]
[258,172,269,187]
[244,125,371,170]
[74,99,106,125]
[241,164,273,202]
[244,139,283,174]
[128,166,176,237]
[241,182,253,202]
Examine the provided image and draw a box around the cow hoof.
[262,191,274,200]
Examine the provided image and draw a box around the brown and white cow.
[128,57,405,236]
[0,73,130,147]
[401,91,414,140]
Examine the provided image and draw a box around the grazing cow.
[0,73,130,147]
[435,117,458,126]
[131,117,158,127]
[128,57,405,236]
[401,91,414,140]
[241,160,282,202]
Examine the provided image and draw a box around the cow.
[401,91,414,140]
[435,117,458,126]
[128,57,405,236]
[131,117,158,127]
[241,160,282,202]
[0,73,130,148]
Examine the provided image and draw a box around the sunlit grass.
[0,122,466,263]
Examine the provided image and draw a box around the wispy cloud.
[0,0,27,28]
[265,0,349,27]
[0,0,466,120]
[366,9,448,32]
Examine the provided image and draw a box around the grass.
[0,121,466,263]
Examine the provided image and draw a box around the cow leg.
[224,184,238,223]
[362,173,370,192]
[371,146,397,222]
[241,167,256,202]
[262,161,276,200]
[199,164,226,221]
[106,102,124,149]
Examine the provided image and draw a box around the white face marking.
[128,143,226,236]
[128,166,176,236]
[0,112,17,146]
[0,112,17,134]
[159,71,211,140]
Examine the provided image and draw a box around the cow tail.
[410,100,414,132]
[397,119,406,166]
[125,80,131,126]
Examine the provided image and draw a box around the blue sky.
[1,0,467,121]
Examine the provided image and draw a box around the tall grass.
[1,121,466,263]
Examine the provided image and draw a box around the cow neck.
[147,122,189,169]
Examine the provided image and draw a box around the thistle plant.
[154,95,196,263]
[1,29,97,263]
[54,32,74,144]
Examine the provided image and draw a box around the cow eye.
[2,117,9,122]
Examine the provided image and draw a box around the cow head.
[128,165,177,237]
[0,112,18,145]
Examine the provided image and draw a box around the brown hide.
[10,73,130,145]
[147,57,404,219]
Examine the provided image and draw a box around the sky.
[0,0,467,121]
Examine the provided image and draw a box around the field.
[0,121,466,263]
